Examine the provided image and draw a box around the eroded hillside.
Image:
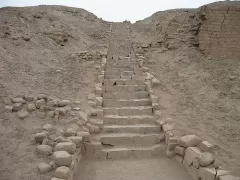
[0,2,240,180]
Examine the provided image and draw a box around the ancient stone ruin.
[1,1,240,180]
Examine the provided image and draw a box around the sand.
[75,157,192,180]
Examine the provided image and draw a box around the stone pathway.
[75,23,192,180]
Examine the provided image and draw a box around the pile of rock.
[71,50,107,61]
[155,120,239,180]
[34,123,83,180]
[4,94,80,120]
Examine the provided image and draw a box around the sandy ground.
[75,157,192,180]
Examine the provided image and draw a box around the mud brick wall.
[198,2,240,59]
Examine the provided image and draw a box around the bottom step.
[84,143,165,160]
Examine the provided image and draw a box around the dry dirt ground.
[0,4,240,180]
[75,157,192,180]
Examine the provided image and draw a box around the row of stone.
[4,94,82,119]
[71,50,108,61]
[163,123,239,180]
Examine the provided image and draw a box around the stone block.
[175,146,185,156]
[4,105,13,112]
[162,124,174,132]
[216,170,229,180]
[35,99,46,109]
[193,158,200,169]
[38,162,53,174]
[34,132,47,143]
[54,166,70,179]
[198,141,215,153]
[58,100,70,107]
[199,152,215,167]
[178,135,201,147]
[199,167,216,180]
[17,110,29,119]
[12,97,25,104]
[55,142,76,154]
[27,103,36,111]
[36,145,53,156]
[53,151,72,167]
[184,147,202,166]
[12,103,22,112]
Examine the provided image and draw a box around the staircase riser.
[103,99,151,107]
[103,79,145,86]
[104,117,156,125]
[102,127,160,134]
[103,92,149,99]
[101,135,159,146]
[84,145,165,160]
[104,108,153,116]
[103,85,145,92]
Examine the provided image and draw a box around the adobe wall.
[198,2,240,59]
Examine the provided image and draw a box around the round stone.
[178,135,201,147]
[34,132,48,143]
[38,162,53,174]
[27,103,36,111]
[54,166,70,179]
[36,145,53,156]
[199,152,215,167]
[17,110,29,119]
[58,100,70,107]
[54,142,76,154]
[53,151,72,166]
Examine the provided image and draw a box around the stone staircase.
[84,56,165,159]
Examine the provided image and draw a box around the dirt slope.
[131,7,240,175]
[0,5,109,180]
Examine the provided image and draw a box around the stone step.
[103,106,153,116]
[106,62,138,68]
[105,71,134,76]
[100,133,160,146]
[102,124,160,134]
[103,85,146,93]
[104,75,133,80]
[103,98,151,107]
[97,144,165,159]
[105,67,134,72]
[103,115,156,125]
[103,79,145,86]
[103,91,149,99]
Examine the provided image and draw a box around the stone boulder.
[53,151,72,166]
[17,110,29,119]
[54,166,70,179]
[38,162,53,174]
[34,132,48,143]
[58,100,70,107]
[54,142,76,154]
[67,136,82,148]
[178,135,201,147]
[36,145,53,156]
[199,152,215,167]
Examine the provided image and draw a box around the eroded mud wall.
[198,2,240,59]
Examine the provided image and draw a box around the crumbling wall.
[198,2,240,59]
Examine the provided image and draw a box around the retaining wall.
[198,2,240,59]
